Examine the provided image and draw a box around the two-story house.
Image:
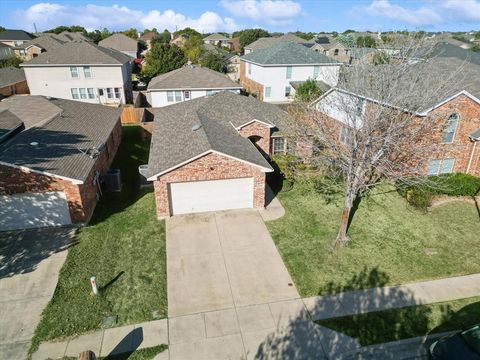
[21,41,133,105]
[240,41,342,102]
[146,65,242,107]
[99,33,138,58]
[203,33,232,49]
[243,33,306,54]
[0,29,35,47]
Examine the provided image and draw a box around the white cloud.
[360,0,480,27]
[13,2,239,33]
[220,0,302,26]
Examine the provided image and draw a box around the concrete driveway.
[0,227,75,360]
[166,210,299,317]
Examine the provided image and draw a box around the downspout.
[466,140,478,174]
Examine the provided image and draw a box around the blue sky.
[1,0,479,34]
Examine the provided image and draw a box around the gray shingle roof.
[0,30,35,41]
[290,80,331,93]
[21,41,131,66]
[147,66,242,91]
[241,41,341,65]
[204,33,230,41]
[16,35,65,51]
[147,92,292,177]
[0,67,26,88]
[0,97,121,182]
[245,33,306,51]
[99,33,138,52]
[349,47,377,59]
[0,96,62,129]
[0,110,23,141]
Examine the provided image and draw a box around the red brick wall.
[152,152,266,218]
[240,61,264,100]
[0,80,29,97]
[0,119,122,223]
[238,122,271,156]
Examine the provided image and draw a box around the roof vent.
[30,141,39,146]
[192,123,202,132]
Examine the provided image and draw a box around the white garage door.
[169,178,254,215]
[0,191,72,231]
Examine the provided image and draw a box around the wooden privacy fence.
[120,107,145,125]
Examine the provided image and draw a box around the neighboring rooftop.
[99,33,138,53]
[0,110,23,141]
[0,95,62,129]
[20,41,132,66]
[290,80,331,93]
[139,32,159,41]
[0,67,26,88]
[0,30,35,41]
[349,47,378,59]
[0,96,121,182]
[426,42,480,66]
[16,34,65,51]
[204,33,230,41]
[147,92,293,177]
[245,33,307,51]
[241,41,341,65]
[147,65,242,91]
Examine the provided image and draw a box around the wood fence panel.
[121,107,144,125]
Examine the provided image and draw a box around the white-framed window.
[286,66,292,79]
[265,87,271,98]
[313,66,319,78]
[340,126,352,144]
[184,90,191,100]
[427,158,455,175]
[272,137,286,155]
[442,113,459,143]
[175,91,182,101]
[79,88,87,99]
[114,87,122,99]
[106,88,114,99]
[167,91,174,102]
[83,66,92,78]
[71,88,79,99]
[334,49,339,56]
[87,88,95,99]
[70,66,78,78]
[285,86,291,97]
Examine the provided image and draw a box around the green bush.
[405,188,432,211]
[272,154,298,182]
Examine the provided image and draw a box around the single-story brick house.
[0,67,29,98]
[0,96,122,231]
[146,91,291,217]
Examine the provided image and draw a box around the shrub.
[405,187,432,211]
[272,154,298,183]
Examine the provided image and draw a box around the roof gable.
[0,30,35,41]
[99,33,138,52]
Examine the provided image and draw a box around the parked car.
[429,324,480,359]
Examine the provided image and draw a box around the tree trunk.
[334,187,355,248]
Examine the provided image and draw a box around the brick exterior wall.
[153,152,266,218]
[420,95,480,177]
[238,122,271,156]
[240,61,264,100]
[0,119,122,223]
[0,80,29,97]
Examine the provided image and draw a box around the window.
[286,66,292,79]
[340,126,352,144]
[98,88,104,97]
[70,66,78,78]
[183,90,191,100]
[248,63,252,75]
[114,87,122,99]
[106,88,114,99]
[206,90,214,96]
[83,66,92,78]
[71,88,79,99]
[285,86,291,97]
[427,159,455,175]
[356,98,365,116]
[334,49,339,56]
[167,91,174,102]
[273,138,286,155]
[87,88,95,99]
[313,66,319,78]
[442,113,459,143]
[265,87,271,98]
[175,91,181,101]
[79,88,87,99]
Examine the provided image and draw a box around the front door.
[97,88,106,104]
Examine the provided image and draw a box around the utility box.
[105,169,122,192]
[139,165,152,188]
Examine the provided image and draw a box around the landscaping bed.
[317,296,480,346]
[30,126,167,352]
[266,181,480,297]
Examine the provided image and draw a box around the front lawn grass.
[30,126,167,353]
[317,296,480,346]
[266,181,480,297]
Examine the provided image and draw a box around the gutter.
[467,136,479,174]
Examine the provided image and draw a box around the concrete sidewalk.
[304,273,480,321]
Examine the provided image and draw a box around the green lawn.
[317,296,480,346]
[266,181,480,297]
[30,126,167,353]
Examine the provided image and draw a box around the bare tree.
[286,37,472,248]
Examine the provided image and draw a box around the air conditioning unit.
[138,165,152,188]
[105,169,122,192]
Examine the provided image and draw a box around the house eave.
[0,161,84,185]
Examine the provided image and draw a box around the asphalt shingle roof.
[147,66,242,90]
[0,67,26,88]
[241,41,341,65]
[147,92,293,177]
[0,96,121,182]
[245,33,306,51]
[21,41,131,66]
[16,35,65,51]
[99,33,138,52]
[0,110,23,141]
[204,33,230,41]
[0,30,35,41]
